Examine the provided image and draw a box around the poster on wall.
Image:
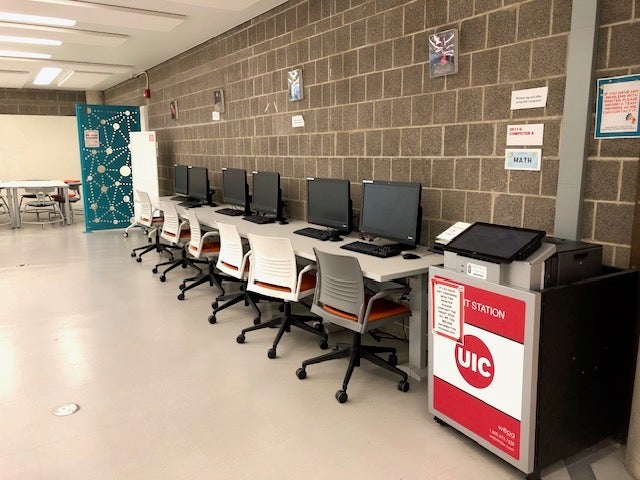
[595,74,640,139]
[288,69,303,101]
[213,89,225,113]
[429,29,457,77]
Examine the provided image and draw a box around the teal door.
[75,104,141,232]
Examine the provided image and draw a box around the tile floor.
[0,223,635,480]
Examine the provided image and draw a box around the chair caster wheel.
[181,263,187,268]
[389,354,398,366]
[253,316,260,326]
[314,322,324,332]
[278,304,284,312]
[136,257,142,263]
[211,302,218,310]
[208,315,217,324]
[177,293,185,301]
[267,348,277,359]
[159,275,166,282]
[319,340,329,350]
[123,232,129,238]
[152,267,158,274]
[130,251,136,257]
[236,334,245,344]
[296,368,307,380]
[336,390,348,403]
[179,284,186,290]
[398,380,410,392]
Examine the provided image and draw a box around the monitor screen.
[444,222,546,263]
[174,164,189,195]
[251,171,280,215]
[188,166,209,201]
[359,180,422,246]
[222,168,248,208]
[306,177,351,231]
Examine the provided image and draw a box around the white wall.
[0,115,81,181]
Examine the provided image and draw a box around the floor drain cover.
[52,403,80,416]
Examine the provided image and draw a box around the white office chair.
[152,201,192,282]
[20,187,64,228]
[129,190,166,262]
[236,234,328,359]
[0,188,11,226]
[208,222,261,325]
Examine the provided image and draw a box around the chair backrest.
[136,190,155,227]
[246,234,299,299]
[216,222,248,279]
[159,201,187,245]
[311,248,366,321]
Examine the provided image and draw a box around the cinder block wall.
[105,0,640,268]
[0,88,84,115]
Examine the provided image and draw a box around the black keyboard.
[341,241,403,258]
[178,199,202,208]
[242,215,275,224]
[170,195,185,201]
[293,227,336,241]
[216,208,244,216]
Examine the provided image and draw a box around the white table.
[0,180,71,228]
[168,199,443,380]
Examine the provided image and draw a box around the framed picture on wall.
[213,89,225,113]
[169,100,178,120]
[288,68,303,101]
[429,29,458,78]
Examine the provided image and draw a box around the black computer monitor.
[359,180,422,248]
[174,164,189,196]
[222,168,249,211]
[306,177,352,233]
[251,171,281,217]
[188,166,210,203]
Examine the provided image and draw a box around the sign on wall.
[595,74,640,139]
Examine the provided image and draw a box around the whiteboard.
[0,114,81,181]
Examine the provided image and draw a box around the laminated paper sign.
[595,74,640,139]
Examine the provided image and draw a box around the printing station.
[427,222,638,480]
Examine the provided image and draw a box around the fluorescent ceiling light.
[0,12,76,27]
[57,70,73,86]
[0,35,62,46]
[0,50,51,59]
[33,66,61,85]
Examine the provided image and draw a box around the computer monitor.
[222,168,249,212]
[251,171,281,217]
[188,166,210,203]
[359,180,422,248]
[174,164,189,196]
[306,177,352,233]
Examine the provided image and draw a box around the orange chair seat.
[191,242,220,254]
[255,272,316,293]
[222,259,250,272]
[322,297,409,323]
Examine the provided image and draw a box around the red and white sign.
[431,277,464,341]
[432,279,527,460]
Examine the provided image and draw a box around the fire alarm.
[143,88,151,98]
[136,71,150,99]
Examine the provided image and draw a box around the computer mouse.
[402,253,420,260]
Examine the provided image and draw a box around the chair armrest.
[294,263,317,296]
[201,231,219,242]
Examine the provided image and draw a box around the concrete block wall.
[105,0,640,268]
[0,88,84,116]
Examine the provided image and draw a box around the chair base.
[236,302,327,358]
[153,250,204,282]
[178,261,224,300]
[209,285,262,325]
[297,332,409,403]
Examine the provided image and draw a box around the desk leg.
[404,274,428,381]
[9,187,19,228]
[63,187,71,225]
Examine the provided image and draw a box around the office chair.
[236,234,328,359]
[0,188,11,226]
[208,222,261,325]
[50,179,82,223]
[129,190,166,262]
[295,248,410,403]
[152,201,193,282]
[177,209,223,300]
[21,187,64,228]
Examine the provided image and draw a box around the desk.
[168,199,443,380]
[0,180,71,228]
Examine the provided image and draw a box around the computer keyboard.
[216,208,245,216]
[340,241,403,258]
[170,195,185,201]
[178,199,202,208]
[242,215,275,224]
[293,227,337,241]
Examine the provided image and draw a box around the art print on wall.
[213,89,225,113]
[288,68,303,101]
[169,100,178,120]
[429,29,458,78]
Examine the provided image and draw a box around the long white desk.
[1,180,71,228]
[169,199,443,380]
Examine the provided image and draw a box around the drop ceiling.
[0,0,288,91]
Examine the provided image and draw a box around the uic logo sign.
[455,335,494,388]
